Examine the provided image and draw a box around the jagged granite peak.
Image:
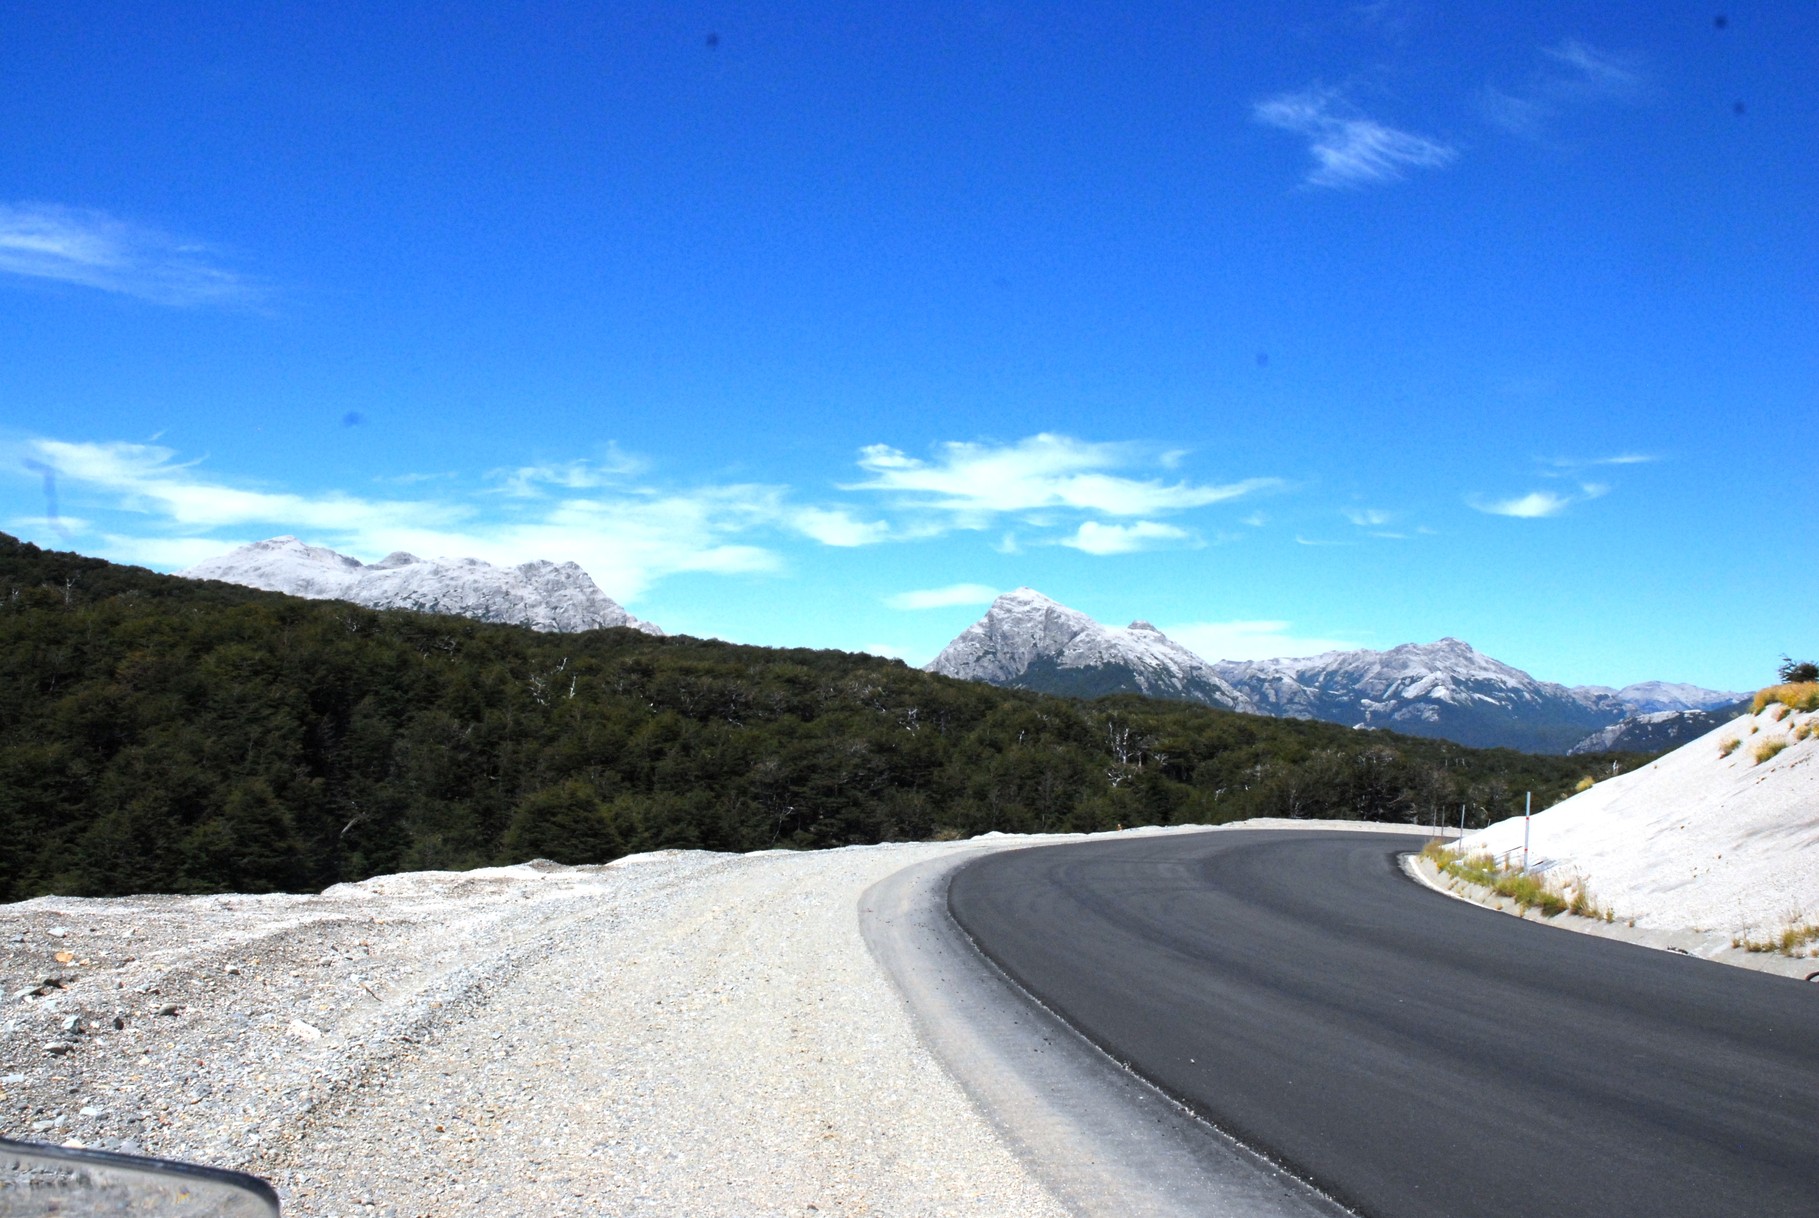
[924,588,1259,713]
[181,536,663,635]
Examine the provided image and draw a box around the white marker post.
[1522,790,1532,871]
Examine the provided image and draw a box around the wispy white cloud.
[1342,507,1394,527]
[1482,39,1643,138]
[0,203,259,306]
[847,434,1277,530]
[1473,448,1650,517]
[1253,88,1455,188]
[1161,619,1362,662]
[489,448,648,495]
[884,583,1000,611]
[7,437,821,599]
[1470,490,1573,518]
[789,506,892,547]
[1544,39,1643,99]
[1541,452,1659,471]
[1061,520,1191,555]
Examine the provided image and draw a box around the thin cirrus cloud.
[1540,452,1658,471]
[1252,89,1455,188]
[488,448,649,496]
[0,202,259,306]
[1474,450,1646,517]
[1482,39,1643,139]
[846,433,1278,530]
[884,583,1001,611]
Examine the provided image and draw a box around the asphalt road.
[947,829,1819,1218]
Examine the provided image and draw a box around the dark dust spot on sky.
[1733,100,1747,116]
[342,411,365,427]
[1256,351,1270,368]
[705,32,719,48]
[21,458,70,538]
[1713,14,1728,29]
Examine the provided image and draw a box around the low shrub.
[1575,776,1596,793]
[1776,657,1819,684]
[1718,737,1741,758]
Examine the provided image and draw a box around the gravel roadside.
[2,842,1071,1217]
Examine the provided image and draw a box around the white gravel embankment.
[1444,702,1819,974]
[1,841,1074,1217]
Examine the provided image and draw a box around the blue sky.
[2,3,1813,691]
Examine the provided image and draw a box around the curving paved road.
[948,829,1819,1218]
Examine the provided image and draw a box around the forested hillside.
[0,534,1643,900]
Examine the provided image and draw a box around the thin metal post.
[1522,790,1531,870]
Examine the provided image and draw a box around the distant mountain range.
[928,589,1744,755]
[182,537,663,635]
[180,545,1741,755]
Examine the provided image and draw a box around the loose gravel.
[1,842,1072,1217]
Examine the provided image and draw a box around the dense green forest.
[0,533,1649,900]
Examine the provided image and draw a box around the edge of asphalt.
[1401,851,1819,982]
[859,828,1374,1218]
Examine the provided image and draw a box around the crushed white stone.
[1,842,1076,1217]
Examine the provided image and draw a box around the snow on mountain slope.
[182,536,663,635]
[1210,638,1630,752]
[1600,681,1749,713]
[927,590,1740,754]
[1566,702,1749,756]
[1464,700,1819,941]
[924,588,1259,712]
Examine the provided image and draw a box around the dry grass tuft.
[1753,736,1789,764]
[1732,919,1819,957]
[1751,682,1819,714]
[1421,841,1607,920]
[1718,737,1741,758]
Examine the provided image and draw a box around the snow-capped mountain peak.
[926,591,1742,754]
[925,589,1258,712]
[181,537,663,635]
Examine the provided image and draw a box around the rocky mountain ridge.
[924,587,1260,713]
[929,589,1743,755]
[181,537,662,635]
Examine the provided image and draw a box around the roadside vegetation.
[1738,665,1816,764]
[0,533,1651,901]
[1751,682,1819,715]
[1421,840,1612,921]
[1732,919,1819,957]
